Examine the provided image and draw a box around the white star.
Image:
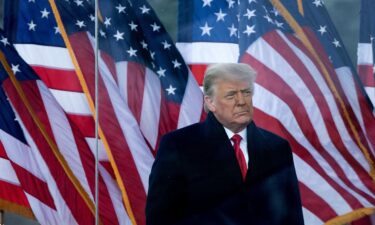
[370,36,374,42]
[140,40,148,49]
[215,9,227,22]
[202,0,213,7]
[157,67,166,77]
[271,7,279,16]
[227,0,235,8]
[228,24,238,37]
[116,4,126,13]
[243,25,255,36]
[28,0,35,2]
[41,8,50,18]
[104,17,111,27]
[11,64,20,74]
[332,38,341,47]
[100,30,106,38]
[74,0,84,6]
[150,22,161,32]
[248,0,257,3]
[263,14,274,23]
[75,20,86,28]
[312,0,322,7]
[275,21,283,28]
[318,25,327,35]
[129,21,138,31]
[243,9,256,20]
[162,40,171,49]
[150,51,155,60]
[127,47,137,57]
[1,36,10,46]
[127,47,138,57]
[166,85,177,95]
[172,59,182,69]
[28,21,37,31]
[89,14,95,21]
[54,26,60,34]
[113,30,124,41]
[139,5,150,14]
[200,22,213,36]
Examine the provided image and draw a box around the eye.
[225,94,235,100]
[224,92,236,100]
[242,90,251,96]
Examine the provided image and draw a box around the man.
[146,63,304,225]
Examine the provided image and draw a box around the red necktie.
[231,134,247,181]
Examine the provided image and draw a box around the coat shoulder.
[252,126,294,173]
[161,122,203,144]
[257,128,290,149]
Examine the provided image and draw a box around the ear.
[204,95,216,112]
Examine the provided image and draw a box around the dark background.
[0,0,360,224]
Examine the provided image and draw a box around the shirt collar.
[223,126,247,143]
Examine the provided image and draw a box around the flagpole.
[94,0,100,224]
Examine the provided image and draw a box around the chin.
[234,116,252,125]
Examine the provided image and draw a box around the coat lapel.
[203,113,247,183]
[246,122,264,183]
[246,122,282,184]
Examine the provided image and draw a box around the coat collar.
[203,112,261,143]
[203,112,267,183]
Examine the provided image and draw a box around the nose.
[236,93,246,105]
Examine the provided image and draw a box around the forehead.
[214,78,251,90]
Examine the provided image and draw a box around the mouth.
[235,111,249,116]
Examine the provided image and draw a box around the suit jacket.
[146,112,304,225]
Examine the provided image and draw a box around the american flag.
[177,0,375,224]
[177,0,240,84]
[3,1,132,224]
[4,0,203,224]
[358,0,375,110]
[0,29,93,224]
[0,85,62,224]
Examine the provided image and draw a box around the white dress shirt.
[223,127,249,166]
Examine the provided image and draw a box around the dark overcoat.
[146,112,304,225]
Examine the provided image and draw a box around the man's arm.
[146,135,186,225]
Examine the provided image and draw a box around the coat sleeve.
[145,135,187,225]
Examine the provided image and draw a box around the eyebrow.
[225,88,251,95]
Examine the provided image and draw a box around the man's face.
[205,78,253,133]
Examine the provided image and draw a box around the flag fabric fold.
[4,0,134,224]
[47,0,203,223]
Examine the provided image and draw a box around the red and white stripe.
[239,29,375,224]
[357,43,375,108]
[176,42,239,84]
[0,140,33,218]
[0,130,65,225]
[13,44,130,224]
[3,76,97,224]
